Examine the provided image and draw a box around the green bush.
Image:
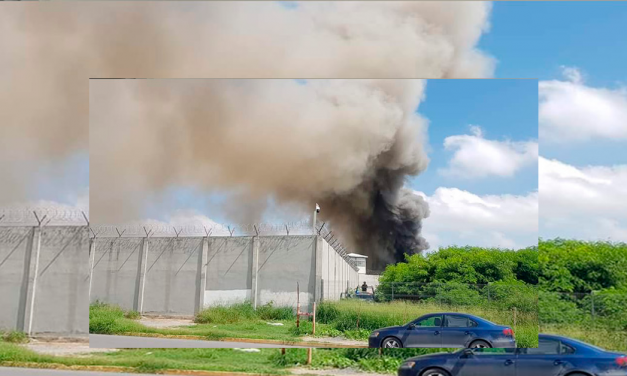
[194,302,258,324]
[1,331,28,344]
[539,292,582,324]
[89,302,147,334]
[194,301,293,324]
[256,302,294,321]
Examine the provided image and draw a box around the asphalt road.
[89,334,303,348]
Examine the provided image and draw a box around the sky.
[4,1,627,246]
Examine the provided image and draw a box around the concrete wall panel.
[205,237,252,306]
[0,227,32,331]
[91,237,144,310]
[257,236,315,310]
[142,238,202,315]
[32,226,89,334]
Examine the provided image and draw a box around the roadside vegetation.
[539,239,627,351]
[1,334,448,375]
[90,300,319,343]
[315,300,538,348]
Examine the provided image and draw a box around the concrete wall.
[320,237,359,301]
[0,226,89,335]
[205,237,253,306]
[92,234,358,315]
[256,236,316,310]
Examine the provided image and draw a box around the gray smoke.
[90,79,430,269]
[0,1,492,206]
[1,1,494,267]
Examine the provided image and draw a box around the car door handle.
[464,331,471,335]
[504,360,514,366]
[554,360,563,366]
[434,331,440,335]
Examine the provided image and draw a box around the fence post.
[194,237,209,314]
[19,225,42,335]
[312,302,316,335]
[590,292,595,320]
[513,307,517,335]
[133,235,150,314]
[391,284,394,301]
[251,236,260,309]
[88,234,96,299]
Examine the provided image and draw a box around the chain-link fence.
[540,290,627,324]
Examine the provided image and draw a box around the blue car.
[397,334,627,376]
[369,313,516,348]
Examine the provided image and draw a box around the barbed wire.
[0,207,87,226]
[0,208,358,270]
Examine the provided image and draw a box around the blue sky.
[481,1,627,87]
[410,79,538,197]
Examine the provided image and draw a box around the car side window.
[524,339,560,355]
[560,342,576,355]
[472,348,516,355]
[445,315,471,328]
[415,315,442,327]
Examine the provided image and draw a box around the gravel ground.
[25,339,117,356]
[138,317,196,329]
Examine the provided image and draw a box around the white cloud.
[439,126,538,178]
[539,157,627,241]
[414,187,538,250]
[539,67,627,142]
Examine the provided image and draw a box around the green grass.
[0,336,453,375]
[0,338,289,374]
[90,300,538,347]
[0,331,28,344]
[316,300,539,348]
[90,302,311,342]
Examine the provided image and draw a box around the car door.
[403,314,443,347]
[441,314,476,347]
[515,338,567,376]
[455,348,516,376]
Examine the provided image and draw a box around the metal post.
[296,282,300,328]
[312,302,316,335]
[591,292,595,320]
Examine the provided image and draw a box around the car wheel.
[469,340,491,348]
[382,337,403,348]
[421,368,451,376]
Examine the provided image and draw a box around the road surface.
[89,334,303,348]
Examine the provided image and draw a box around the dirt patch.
[139,317,197,329]
[301,336,367,347]
[290,368,389,376]
[25,338,118,356]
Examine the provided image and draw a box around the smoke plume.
[0,1,492,206]
[91,79,430,269]
[1,2,493,266]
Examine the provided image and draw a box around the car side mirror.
[408,323,416,330]
[462,349,474,358]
